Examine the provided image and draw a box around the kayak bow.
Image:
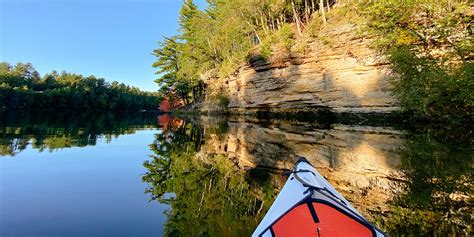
[253,157,386,237]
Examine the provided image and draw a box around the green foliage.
[293,41,308,55]
[153,0,330,106]
[152,36,195,105]
[0,62,158,111]
[260,41,273,60]
[0,62,40,89]
[216,94,230,108]
[218,60,237,78]
[277,24,295,49]
[305,15,322,38]
[319,35,331,45]
[358,0,473,119]
[389,46,473,119]
[152,37,181,84]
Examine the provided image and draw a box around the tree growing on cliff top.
[152,0,332,106]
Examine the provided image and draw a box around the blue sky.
[0,0,206,91]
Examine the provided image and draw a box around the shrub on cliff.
[277,24,296,49]
[359,0,473,119]
[389,46,473,119]
[216,94,230,109]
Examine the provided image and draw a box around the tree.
[152,36,193,105]
[159,97,182,112]
[319,0,326,24]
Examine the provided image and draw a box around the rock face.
[197,117,405,215]
[201,24,400,114]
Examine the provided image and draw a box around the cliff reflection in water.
[143,115,472,236]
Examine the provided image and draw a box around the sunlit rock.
[200,23,400,114]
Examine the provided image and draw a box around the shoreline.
[172,108,473,125]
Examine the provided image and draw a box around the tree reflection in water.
[143,115,472,236]
[380,126,473,236]
[0,110,159,156]
[143,115,280,237]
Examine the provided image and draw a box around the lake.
[0,111,472,236]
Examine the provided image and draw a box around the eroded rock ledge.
[199,23,400,114]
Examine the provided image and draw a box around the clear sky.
[0,0,206,92]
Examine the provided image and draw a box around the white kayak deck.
[253,157,385,237]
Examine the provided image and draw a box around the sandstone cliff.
[199,23,400,114]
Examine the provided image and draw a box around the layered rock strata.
[201,24,400,114]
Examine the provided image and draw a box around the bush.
[216,94,230,108]
[319,35,331,45]
[305,14,322,37]
[219,60,237,78]
[358,0,473,120]
[389,46,473,119]
[260,41,272,60]
[277,24,295,49]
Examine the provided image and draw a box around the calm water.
[0,111,472,236]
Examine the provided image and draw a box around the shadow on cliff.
[238,52,344,120]
[236,42,393,122]
[226,52,370,170]
[192,49,401,199]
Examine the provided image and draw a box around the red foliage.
[159,97,181,112]
[157,114,184,132]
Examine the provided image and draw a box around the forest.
[153,0,472,119]
[0,62,158,111]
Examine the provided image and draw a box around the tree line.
[0,62,158,111]
[152,0,333,107]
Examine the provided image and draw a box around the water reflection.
[386,127,473,235]
[0,110,160,156]
[143,115,472,236]
[0,111,168,236]
[143,115,273,236]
